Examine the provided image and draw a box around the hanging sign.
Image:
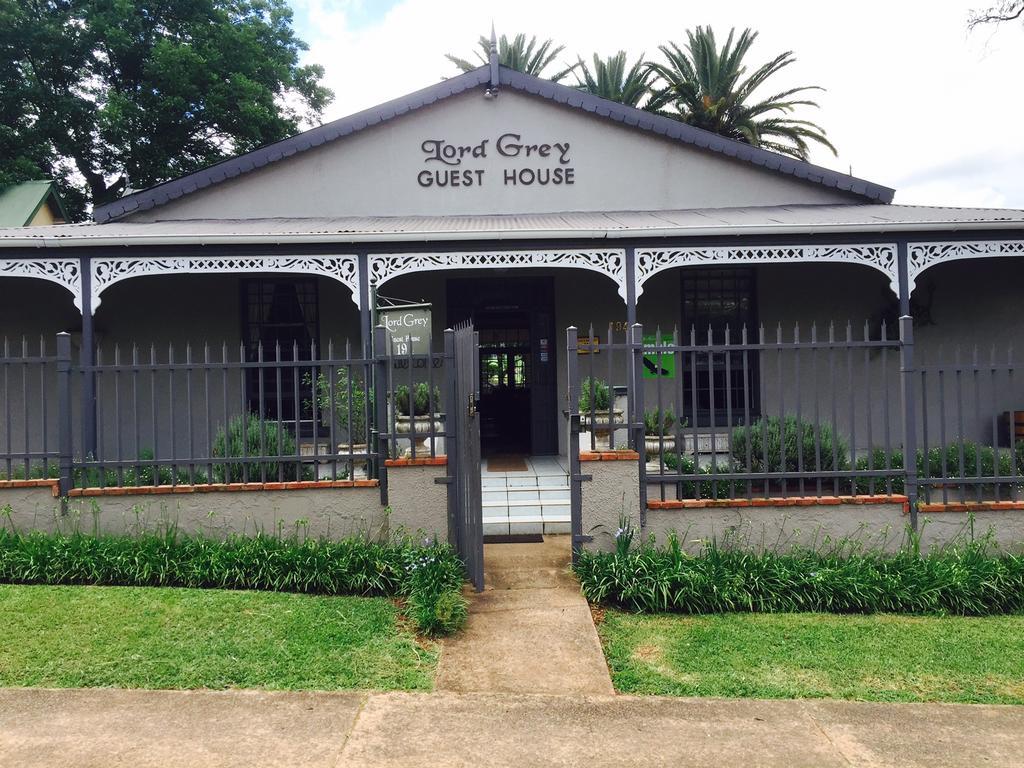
[379,306,432,355]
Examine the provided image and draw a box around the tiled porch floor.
[481,455,570,536]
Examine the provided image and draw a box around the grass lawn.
[0,584,437,691]
[598,610,1024,705]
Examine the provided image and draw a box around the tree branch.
[968,1,1024,29]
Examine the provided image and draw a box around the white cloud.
[294,0,1024,208]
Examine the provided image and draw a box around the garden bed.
[0,528,468,636]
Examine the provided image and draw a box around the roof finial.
[488,22,499,90]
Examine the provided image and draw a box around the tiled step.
[483,520,572,536]
[483,499,569,508]
[479,462,571,537]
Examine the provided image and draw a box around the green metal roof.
[0,180,68,226]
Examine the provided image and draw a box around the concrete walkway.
[435,535,614,695]
[3,688,1023,767]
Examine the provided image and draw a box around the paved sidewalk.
[2,688,1023,767]
[435,535,614,695]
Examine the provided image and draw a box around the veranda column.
[358,252,371,360]
[79,255,97,458]
[897,240,919,530]
[625,247,638,448]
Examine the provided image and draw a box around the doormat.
[483,534,544,544]
[487,455,529,472]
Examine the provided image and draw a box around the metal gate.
[447,322,484,591]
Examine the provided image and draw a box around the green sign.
[642,334,674,379]
[379,306,432,355]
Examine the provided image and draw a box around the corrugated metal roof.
[0,181,66,227]
[91,65,894,223]
[2,204,1023,248]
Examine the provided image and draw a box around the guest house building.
[2,52,1023,581]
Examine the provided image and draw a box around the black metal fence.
[0,330,453,500]
[568,319,1024,526]
[0,335,63,484]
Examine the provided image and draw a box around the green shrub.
[70,449,209,489]
[731,416,849,475]
[402,541,467,636]
[923,443,1017,480]
[394,382,441,417]
[854,448,906,494]
[658,452,737,499]
[306,368,372,443]
[643,408,675,436]
[574,526,1024,616]
[0,462,59,481]
[211,413,308,483]
[854,443,1024,495]
[579,376,610,412]
[0,528,467,635]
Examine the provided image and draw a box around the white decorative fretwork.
[91,254,361,311]
[369,249,629,300]
[635,244,900,296]
[908,240,1024,292]
[0,257,82,310]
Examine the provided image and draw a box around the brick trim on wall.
[384,457,448,467]
[0,479,60,497]
[918,501,1024,513]
[65,480,379,497]
[648,494,909,511]
[580,450,639,462]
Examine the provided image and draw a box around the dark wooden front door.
[447,276,557,456]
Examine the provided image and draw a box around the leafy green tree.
[646,27,835,160]
[574,51,653,107]
[446,33,576,82]
[0,0,332,219]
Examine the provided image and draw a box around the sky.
[287,0,1024,209]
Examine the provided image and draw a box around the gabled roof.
[93,65,895,224]
[0,180,69,226]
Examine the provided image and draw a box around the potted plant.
[578,377,623,447]
[307,369,372,477]
[643,408,676,454]
[394,381,444,455]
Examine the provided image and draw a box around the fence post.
[443,328,459,550]
[567,326,582,563]
[899,315,919,532]
[630,323,647,524]
[373,324,389,506]
[56,332,73,501]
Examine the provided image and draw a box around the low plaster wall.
[579,451,642,550]
[575,463,1024,554]
[642,503,1024,554]
[0,480,386,540]
[385,458,450,542]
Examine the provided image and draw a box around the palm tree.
[446,33,576,83]
[574,51,653,107]
[646,27,836,160]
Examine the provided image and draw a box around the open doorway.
[447,276,557,457]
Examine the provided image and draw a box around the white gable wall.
[127,89,860,222]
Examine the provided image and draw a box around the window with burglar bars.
[680,267,760,426]
[241,278,319,435]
